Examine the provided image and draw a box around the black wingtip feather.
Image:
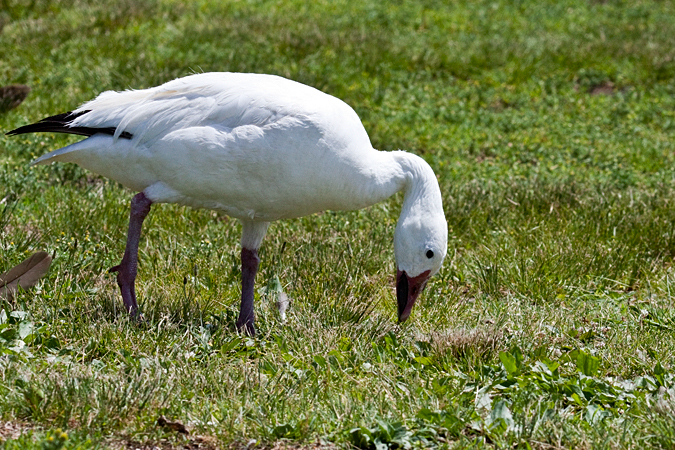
[6,110,133,139]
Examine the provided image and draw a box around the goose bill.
[396,269,431,322]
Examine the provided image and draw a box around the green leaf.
[312,354,327,368]
[654,362,666,387]
[376,419,394,441]
[414,356,433,366]
[572,349,600,376]
[510,346,524,369]
[488,400,514,433]
[585,404,610,425]
[220,337,242,353]
[8,310,28,323]
[416,408,437,422]
[18,320,34,340]
[499,350,518,376]
[272,423,296,439]
[349,426,373,449]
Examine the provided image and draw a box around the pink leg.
[236,247,259,335]
[109,192,152,318]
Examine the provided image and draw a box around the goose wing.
[65,72,332,145]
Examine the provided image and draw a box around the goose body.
[9,72,448,333]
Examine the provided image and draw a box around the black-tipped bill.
[396,269,431,323]
[397,271,409,321]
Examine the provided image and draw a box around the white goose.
[9,72,447,334]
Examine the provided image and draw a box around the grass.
[2,0,675,448]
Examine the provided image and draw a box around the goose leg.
[109,192,152,318]
[237,247,259,335]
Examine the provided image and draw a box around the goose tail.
[30,146,79,166]
[7,110,134,165]
[7,110,133,141]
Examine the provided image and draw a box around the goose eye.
[426,250,434,259]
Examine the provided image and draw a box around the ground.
[2,0,675,448]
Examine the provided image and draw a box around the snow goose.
[8,72,448,335]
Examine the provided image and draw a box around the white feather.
[33,72,448,277]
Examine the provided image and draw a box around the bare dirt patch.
[0,420,37,442]
[589,81,616,96]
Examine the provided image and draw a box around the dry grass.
[423,325,504,359]
[0,420,35,442]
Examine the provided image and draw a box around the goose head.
[394,206,447,323]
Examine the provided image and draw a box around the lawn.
[2,0,675,448]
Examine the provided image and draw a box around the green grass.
[2,0,675,448]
